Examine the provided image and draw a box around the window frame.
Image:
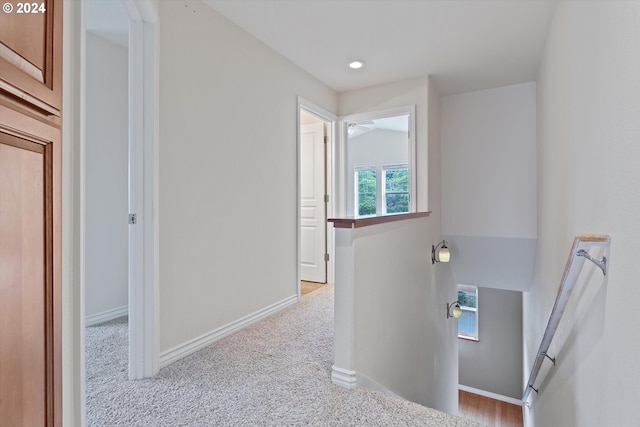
[342,105,416,217]
[353,162,410,217]
[457,284,479,342]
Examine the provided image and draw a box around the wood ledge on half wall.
[328,211,431,229]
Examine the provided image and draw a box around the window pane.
[458,289,477,308]
[385,193,409,213]
[384,168,409,213]
[385,169,408,192]
[458,310,476,337]
[357,170,376,216]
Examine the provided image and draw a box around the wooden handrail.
[523,234,611,403]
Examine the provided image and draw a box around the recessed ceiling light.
[349,60,365,69]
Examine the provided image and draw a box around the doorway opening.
[83,0,159,392]
[297,99,337,297]
[84,0,130,328]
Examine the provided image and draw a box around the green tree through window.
[357,170,377,216]
[457,289,477,308]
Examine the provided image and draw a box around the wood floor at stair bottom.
[459,390,523,427]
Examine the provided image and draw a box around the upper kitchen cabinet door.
[0,0,62,116]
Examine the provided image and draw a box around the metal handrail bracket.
[522,234,610,404]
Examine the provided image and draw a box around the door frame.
[62,1,159,423]
[120,0,160,381]
[297,97,337,296]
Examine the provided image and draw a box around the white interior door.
[300,122,327,283]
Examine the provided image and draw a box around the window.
[354,163,409,217]
[355,165,377,216]
[457,285,478,341]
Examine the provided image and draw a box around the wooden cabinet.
[0,1,62,426]
[0,0,61,116]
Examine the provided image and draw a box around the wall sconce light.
[431,240,450,264]
[447,301,463,319]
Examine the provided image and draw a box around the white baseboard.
[331,366,357,389]
[459,384,523,406]
[85,305,128,327]
[357,373,400,398]
[331,368,399,396]
[159,294,298,368]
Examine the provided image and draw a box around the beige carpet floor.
[86,285,481,426]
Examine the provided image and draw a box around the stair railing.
[523,234,611,404]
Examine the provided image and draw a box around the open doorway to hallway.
[84,1,130,414]
[298,100,336,297]
[84,1,130,325]
[299,109,328,285]
[84,0,160,408]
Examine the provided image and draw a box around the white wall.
[524,2,640,426]
[158,1,337,352]
[441,82,537,291]
[333,77,458,415]
[426,76,460,415]
[445,236,536,291]
[441,82,537,239]
[459,287,522,399]
[348,129,408,170]
[84,32,129,318]
[349,217,454,412]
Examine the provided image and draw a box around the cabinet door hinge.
[324,194,329,203]
[324,253,330,262]
[128,213,137,224]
